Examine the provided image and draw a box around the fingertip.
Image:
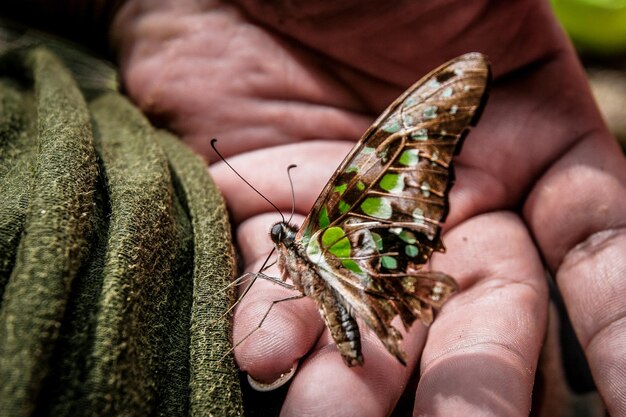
[247,361,298,392]
[233,281,324,382]
[281,335,416,417]
[283,352,387,417]
[414,352,534,416]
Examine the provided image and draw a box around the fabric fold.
[0,46,242,417]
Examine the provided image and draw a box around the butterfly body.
[272,221,365,366]
[265,53,491,366]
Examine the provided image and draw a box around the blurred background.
[551,0,626,150]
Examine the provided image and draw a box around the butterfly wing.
[297,53,491,361]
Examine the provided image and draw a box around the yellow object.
[551,0,626,54]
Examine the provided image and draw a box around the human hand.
[111,0,626,415]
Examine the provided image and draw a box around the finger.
[233,213,325,383]
[557,228,626,416]
[280,323,425,417]
[414,212,549,416]
[232,273,322,383]
[525,131,626,414]
[557,229,626,415]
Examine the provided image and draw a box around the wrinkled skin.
[111,1,626,415]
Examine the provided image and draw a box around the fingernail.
[247,361,299,392]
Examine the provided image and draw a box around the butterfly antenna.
[286,164,297,223]
[211,138,285,222]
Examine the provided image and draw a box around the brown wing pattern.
[298,53,491,362]
[298,53,490,249]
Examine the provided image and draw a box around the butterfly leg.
[255,293,305,336]
[252,271,297,290]
[217,268,294,319]
[224,293,306,361]
[221,263,276,292]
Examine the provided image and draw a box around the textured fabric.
[0,46,242,417]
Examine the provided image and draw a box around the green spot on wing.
[345,165,359,174]
[412,208,425,225]
[399,149,419,166]
[321,227,351,258]
[399,230,417,244]
[411,128,428,141]
[371,232,383,251]
[382,118,400,133]
[379,173,404,193]
[334,183,347,195]
[342,259,362,273]
[378,148,389,163]
[306,236,321,258]
[381,256,398,269]
[362,146,375,154]
[420,182,431,197]
[319,206,330,228]
[338,200,350,214]
[360,197,392,219]
[428,79,441,89]
[357,181,365,191]
[320,227,363,274]
[405,245,419,257]
[423,105,438,119]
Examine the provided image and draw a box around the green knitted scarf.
[0,46,243,417]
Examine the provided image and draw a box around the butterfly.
[239,53,491,367]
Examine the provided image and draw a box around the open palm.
[113,0,626,415]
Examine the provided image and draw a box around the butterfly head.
[270,222,297,246]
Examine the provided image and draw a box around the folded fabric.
[0,46,243,417]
